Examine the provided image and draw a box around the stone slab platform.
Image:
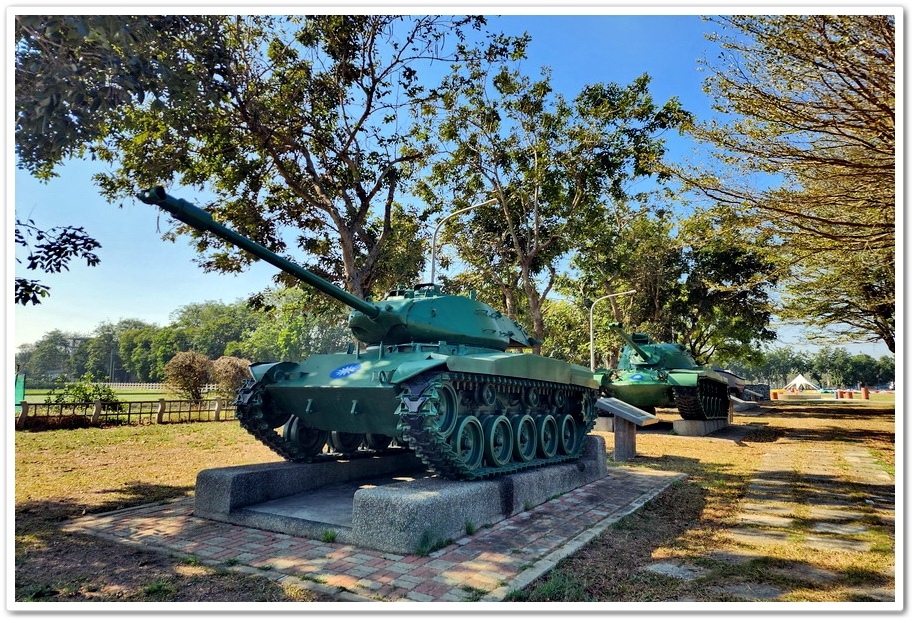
[673,418,730,436]
[195,435,607,554]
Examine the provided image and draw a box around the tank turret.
[609,322,699,370]
[137,186,597,480]
[599,322,730,420]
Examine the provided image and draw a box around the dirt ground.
[13,400,896,605]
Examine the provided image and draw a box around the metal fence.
[15,398,237,430]
[104,382,222,393]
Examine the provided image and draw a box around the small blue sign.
[330,363,362,379]
[630,373,645,381]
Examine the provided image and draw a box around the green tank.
[599,323,731,420]
[137,187,598,480]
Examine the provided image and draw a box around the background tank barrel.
[137,186,380,319]
[608,322,655,363]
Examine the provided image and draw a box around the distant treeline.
[16,292,893,390]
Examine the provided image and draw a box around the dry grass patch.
[14,421,331,603]
[511,402,896,602]
[15,402,895,604]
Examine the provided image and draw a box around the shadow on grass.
[14,482,198,602]
[763,403,895,420]
[15,482,193,537]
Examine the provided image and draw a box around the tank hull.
[606,378,673,409]
[139,187,601,480]
[235,343,599,480]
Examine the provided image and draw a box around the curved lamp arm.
[589,290,637,371]
[429,198,498,284]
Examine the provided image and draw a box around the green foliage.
[230,287,352,362]
[117,323,161,382]
[686,15,895,352]
[778,249,895,352]
[16,330,78,381]
[715,345,894,388]
[567,205,778,366]
[514,570,592,601]
[162,351,213,402]
[43,372,121,407]
[320,530,337,543]
[539,298,591,367]
[16,15,523,301]
[14,220,101,305]
[14,15,192,178]
[169,300,259,360]
[414,61,691,348]
[142,578,175,598]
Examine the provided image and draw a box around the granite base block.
[193,435,607,554]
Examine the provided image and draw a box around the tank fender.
[389,355,449,384]
[249,361,299,384]
[667,369,729,386]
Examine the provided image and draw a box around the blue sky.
[8,8,898,360]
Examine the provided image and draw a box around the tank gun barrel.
[608,322,654,363]
[137,186,380,319]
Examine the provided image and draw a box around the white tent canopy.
[783,374,820,391]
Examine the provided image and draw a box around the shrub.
[212,356,252,399]
[163,352,213,402]
[44,372,121,409]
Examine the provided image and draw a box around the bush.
[212,356,252,399]
[163,352,213,402]
[44,372,121,410]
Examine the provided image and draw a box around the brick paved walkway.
[62,465,683,602]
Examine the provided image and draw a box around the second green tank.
[599,323,731,419]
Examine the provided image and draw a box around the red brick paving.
[62,466,681,602]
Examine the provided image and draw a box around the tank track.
[672,377,731,420]
[396,371,597,480]
[233,379,409,464]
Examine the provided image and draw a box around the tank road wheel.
[364,434,393,450]
[452,416,484,470]
[536,414,559,458]
[283,415,328,457]
[329,431,363,454]
[483,415,514,467]
[552,392,568,412]
[430,383,459,439]
[558,414,577,455]
[512,414,538,462]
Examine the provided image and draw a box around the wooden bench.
[595,397,659,461]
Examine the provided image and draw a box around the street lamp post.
[429,198,498,284]
[589,289,637,371]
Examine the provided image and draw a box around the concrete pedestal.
[672,418,729,436]
[194,436,607,555]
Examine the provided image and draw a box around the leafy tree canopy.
[681,15,895,351]
[413,59,692,350]
[16,15,526,302]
